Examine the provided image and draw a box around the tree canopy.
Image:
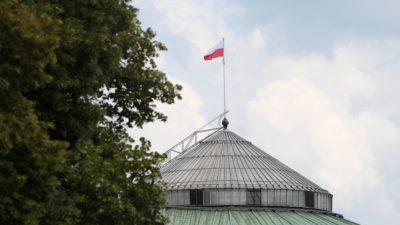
[0,0,181,224]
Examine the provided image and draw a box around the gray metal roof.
[160,130,329,193]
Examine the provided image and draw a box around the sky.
[130,1,400,224]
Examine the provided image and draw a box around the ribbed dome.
[161,130,328,194]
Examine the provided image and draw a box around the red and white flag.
[204,40,224,61]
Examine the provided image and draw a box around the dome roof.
[160,130,329,194]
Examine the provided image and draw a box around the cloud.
[152,0,243,52]
[246,43,400,224]
[247,78,376,197]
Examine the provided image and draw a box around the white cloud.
[152,0,241,52]
[246,44,400,224]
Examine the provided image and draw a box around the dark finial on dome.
[222,117,229,129]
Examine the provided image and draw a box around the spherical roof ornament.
[222,117,229,129]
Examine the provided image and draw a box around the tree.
[0,0,70,224]
[0,0,181,224]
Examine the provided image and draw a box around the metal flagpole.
[221,38,229,129]
[222,37,226,116]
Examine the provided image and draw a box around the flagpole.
[203,38,229,128]
[221,38,229,129]
[222,37,226,117]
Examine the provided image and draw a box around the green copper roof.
[163,208,358,225]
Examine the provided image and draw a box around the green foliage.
[69,128,167,225]
[0,0,181,224]
[0,1,70,224]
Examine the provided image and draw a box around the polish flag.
[204,40,224,61]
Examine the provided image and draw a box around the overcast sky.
[131,1,400,224]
